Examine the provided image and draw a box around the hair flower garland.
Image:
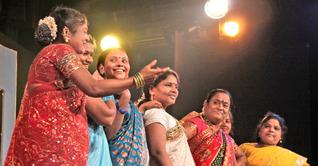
[38,16,57,41]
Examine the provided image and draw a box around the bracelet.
[118,107,128,114]
[116,102,128,114]
[133,72,145,89]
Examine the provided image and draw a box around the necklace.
[201,114,220,137]
[201,114,214,126]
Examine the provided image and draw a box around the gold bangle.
[138,73,145,87]
[134,72,145,89]
[137,73,143,87]
[133,76,140,89]
[139,73,145,85]
[135,74,141,87]
[135,73,142,88]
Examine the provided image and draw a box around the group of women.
[4,6,310,166]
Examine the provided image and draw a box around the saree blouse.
[144,108,195,166]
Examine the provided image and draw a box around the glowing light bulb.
[204,0,229,19]
[100,35,120,51]
[223,21,239,37]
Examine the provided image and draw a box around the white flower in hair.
[38,16,57,40]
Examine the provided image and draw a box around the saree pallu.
[108,101,149,166]
[87,95,114,166]
[188,116,236,166]
[239,143,310,166]
[88,120,112,166]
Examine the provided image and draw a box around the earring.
[279,139,283,144]
[62,27,70,43]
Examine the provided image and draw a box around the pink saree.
[187,116,236,166]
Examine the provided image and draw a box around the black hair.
[255,112,288,146]
[96,48,127,77]
[205,88,234,112]
[35,6,87,46]
[137,70,179,107]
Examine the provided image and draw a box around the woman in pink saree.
[182,89,237,166]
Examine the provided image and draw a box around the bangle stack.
[133,72,145,89]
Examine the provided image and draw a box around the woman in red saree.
[5,6,166,165]
[183,89,237,166]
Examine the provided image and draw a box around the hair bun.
[34,16,58,46]
[35,24,54,46]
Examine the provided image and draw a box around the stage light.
[100,35,120,51]
[222,21,239,37]
[204,0,229,19]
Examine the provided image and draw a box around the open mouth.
[113,68,125,73]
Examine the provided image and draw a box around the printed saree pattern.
[5,44,88,165]
[108,101,148,166]
[188,116,236,166]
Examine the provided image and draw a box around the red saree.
[187,116,236,166]
[5,44,89,165]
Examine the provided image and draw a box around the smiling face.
[99,49,130,79]
[203,92,231,125]
[78,42,94,69]
[258,118,282,146]
[221,112,232,134]
[67,21,89,54]
[150,74,179,109]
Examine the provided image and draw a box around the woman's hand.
[139,60,169,84]
[92,70,104,80]
[180,111,200,122]
[138,100,163,114]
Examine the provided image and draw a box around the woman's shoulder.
[40,44,75,54]
[143,108,176,128]
[239,142,257,149]
[38,44,77,63]
[144,108,167,119]
[187,115,201,122]
[187,116,204,127]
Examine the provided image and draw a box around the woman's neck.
[201,114,220,127]
[256,141,276,147]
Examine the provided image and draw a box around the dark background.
[0,0,316,164]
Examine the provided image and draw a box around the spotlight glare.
[204,0,229,19]
[223,21,240,37]
[100,35,120,51]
